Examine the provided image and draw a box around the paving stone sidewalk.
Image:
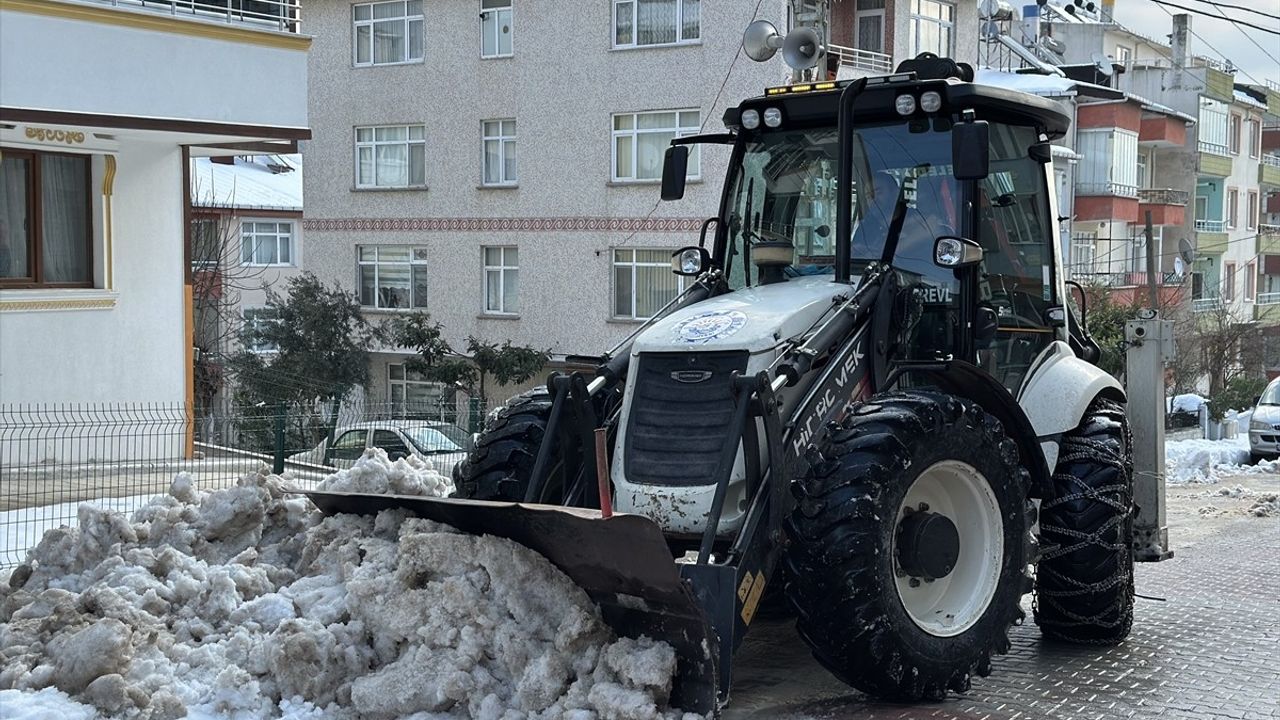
[725,517,1280,719]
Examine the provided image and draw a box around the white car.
[1248,379,1280,463]
[290,420,470,477]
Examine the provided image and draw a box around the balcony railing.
[1196,219,1227,232]
[1193,296,1223,313]
[1076,181,1139,198]
[1137,188,1189,205]
[829,44,893,74]
[1073,271,1184,287]
[1260,223,1280,236]
[1263,154,1280,169]
[90,0,300,32]
[1257,291,1280,306]
[1198,140,1230,156]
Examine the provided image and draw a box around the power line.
[1151,2,1263,85]
[1207,2,1280,66]
[1150,0,1280,37]
[1176,0,1280,23]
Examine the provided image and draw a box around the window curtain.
[41,155,90,284]
[637,0,677,45]
[0,156,30,279]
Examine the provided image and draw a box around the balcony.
[829,44,892,74]
[1260,154,1280,188]
[1138,115,1187,147]
[1198,148,1233,177]
[1193,296,1223,313]
[1137,188,1188,226]
[85,0,300,32]
[1255,293,1280,322]
[1259,226,1280,256]
[1074,271,1185,288]
[1196,220,1229,255]
[1196,219,1226,232]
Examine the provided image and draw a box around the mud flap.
[300,490,720,716]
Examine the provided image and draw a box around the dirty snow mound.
[1249,494,1280,517]
[1200,484,1254,498]
[0,450,695,719]
[1165,437,1251,483]
[316,447,453,496]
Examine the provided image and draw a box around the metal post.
[272,406,286,475]
[1125,310,1174,561]
[1144,210,1159,310]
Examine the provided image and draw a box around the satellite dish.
[1179,237,1196,265]
[982,20,1001,41]
[1092,51,1115,76]
[743,20,782,62]
[782,27,824,70]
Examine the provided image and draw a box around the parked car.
[289,420,470,477]
[1248,379,1280,464]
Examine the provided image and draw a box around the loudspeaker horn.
[782,26,824,70]
[743,20,782,62]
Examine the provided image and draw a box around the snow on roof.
[191,154,302,212]
[975,68,1080,97]
[1233,88,1268,111]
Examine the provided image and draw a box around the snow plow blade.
[301,490,720,715]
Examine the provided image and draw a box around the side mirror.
[952,120,990,180]
[671,245,711,276]
[661,145,689,201]
[934,236,984,268]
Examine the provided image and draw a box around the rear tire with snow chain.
[784,391,1034,700]
[1034,397,1134,645]
[453,388,560,501]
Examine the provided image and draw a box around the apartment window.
[613,0,700,48]
[1135,151,1147,189]
[355,125,426,188]
[483,246,519,314]
[242,308,280,353]
[856,0,886,54]
[389,363,452,412]
[613,110,700,182]
[1247,119,1261,158]
[482,119,517,186]
[1246,261,1256,302]
[1224,261,1236,302]
[1247,191,1258,230]
[613,248,685,320]
[0,150,92,288]
[358,245,428,309]
[1115,45,1131,63]
[1229,114,1242,155]
[1070,234,1096,276]
[353,1,424,66]
[1227,188,1239,228]
[480,0,512,57]
[909,0,954,58]
[240,221,293,266]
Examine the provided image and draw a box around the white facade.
[0,0,309,460]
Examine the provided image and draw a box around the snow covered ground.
[0,450,697,719]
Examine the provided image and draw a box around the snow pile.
[0,451,694,719]
[1201,484,1254,499]
[1249,494,1280,517]
[315,447,453,497]
[1170,394,1207,414]
[1164,436,1251,483]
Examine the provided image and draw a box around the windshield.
[1260,383,1280,405]
[722,121,1052,292]
[405,426,463,454]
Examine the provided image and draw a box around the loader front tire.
[453,388,558,501]
[785,391,1033,701]
[1034,398,1134,645]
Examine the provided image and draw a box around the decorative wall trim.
[303,217,705,233]
[24,126,86,144]
[0,296,117,312]
[0,0,311,51]
[103,155,117,289]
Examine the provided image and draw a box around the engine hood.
[632,276,854,355]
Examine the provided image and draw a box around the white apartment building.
[301,0,979,408]
[0,0,309,458]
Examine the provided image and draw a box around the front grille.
[624,351,749,487]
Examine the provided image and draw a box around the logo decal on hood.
[674,310,748,344]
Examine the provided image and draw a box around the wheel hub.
[896,509,960,580]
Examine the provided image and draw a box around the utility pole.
[1126,309,1174,562]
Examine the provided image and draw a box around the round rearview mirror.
[671,246,710,276]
